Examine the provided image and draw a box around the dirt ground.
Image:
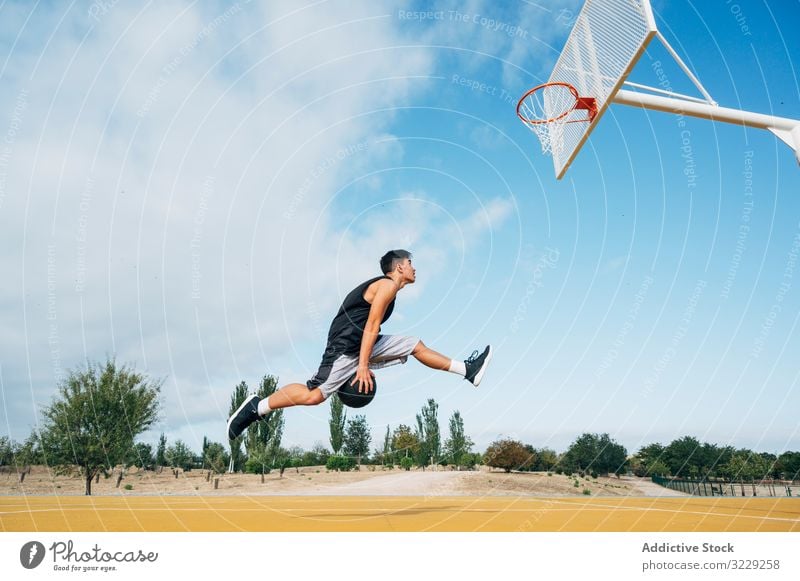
[0,465,680,497]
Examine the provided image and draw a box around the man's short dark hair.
[380,249,412,274]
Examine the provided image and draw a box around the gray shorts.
[307,335,420,400]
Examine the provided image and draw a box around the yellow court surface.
[2,496,799,532]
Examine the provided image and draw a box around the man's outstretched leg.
[412,341,493,387]
[227,383,324,440]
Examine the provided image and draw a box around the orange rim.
[516,82,580,125]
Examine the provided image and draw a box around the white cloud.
[0,0,435,442]
[1,0,519,448]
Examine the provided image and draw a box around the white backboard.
[547,0,657,178]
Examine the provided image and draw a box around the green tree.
[39,358,162,495]
[244,443,272,478]
[664,436,704,478]
[521,445,538,471]
[443,411,473,469]
[632,443,666,477]
[7,433,43,483]
[647,459,670,476]
[562,433,597,475]
[344,415,372,466]
[301,442,330,466]
[391,424,419,463]
[776,451,800,480]
[156,433,167,468]
[415,399,440,470]
[16,434,44,467]
[203,442,229,474]
[724,449,772,481]
[130,442,154,470]
[534,448,558,471]
[267,411,285,468]
[0,436,15,467]
[166,440,194,471]
[377,424,392,467]
[272,446,291,477]
[700,442,733,478]
[759,452,779,479]
[245,375,285,471]
[596,433,628,476]
[329,394,347,455]
[459,452,479,470]
[285,446,305,471]
[723,451,749,480]
[562,433,627,476]
[327,454,356,472]
[11,434,43,483]
[484,439,529,473]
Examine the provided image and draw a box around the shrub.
[458,452,477,470]
[483,439,529,473]
[400,457,414,471]
[124,484,133,491]
[326,455,356,472]
[583,488,591,495]
[244,457,271,475]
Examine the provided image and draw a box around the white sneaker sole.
[227,394,259,439]
[472,345,493,387]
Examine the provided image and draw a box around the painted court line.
[3,500,799,520]
[3,497,798,534]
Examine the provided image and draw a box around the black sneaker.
[227,394,261,440]
[465,345,492,387]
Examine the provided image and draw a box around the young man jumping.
[227,250,492,440]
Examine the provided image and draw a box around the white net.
[518,83,580,155]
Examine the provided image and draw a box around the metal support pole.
[613,89,800,163]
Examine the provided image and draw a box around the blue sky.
[1,0,798,458]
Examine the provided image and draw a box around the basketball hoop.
[517,82,598,155]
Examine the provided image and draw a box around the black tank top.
[323,275,396,358]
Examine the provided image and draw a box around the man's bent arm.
[354,281,396,392]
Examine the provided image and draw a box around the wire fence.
[652,475,798,497]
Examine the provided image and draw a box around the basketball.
[337,373,376,408]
